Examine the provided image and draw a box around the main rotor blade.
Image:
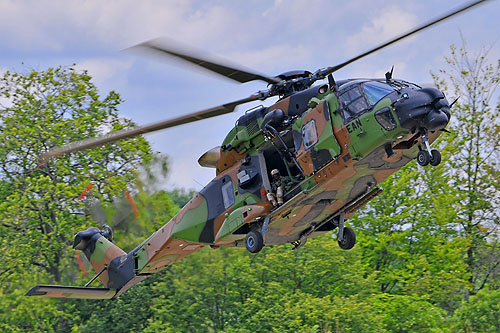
[39,94,259,163]
[323,0,489,75]
[133,39,280,85]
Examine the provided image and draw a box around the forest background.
[0,43,499,332]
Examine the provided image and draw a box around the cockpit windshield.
[363,82,395,106]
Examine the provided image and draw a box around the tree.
[432,42,500,293]
[2,42,500,331]
[349,160,471,313]
[167,188,198,208]
[138,235,384,332]
[371,294,447,332]
[452,287,500,332]
[349,43,500,315]
[0,66,155,331]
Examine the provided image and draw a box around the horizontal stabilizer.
[25,285,117,299]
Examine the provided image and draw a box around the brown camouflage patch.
[242,203,273,224]
[278,204,314,236]
[91,244,126,287]
[268,96,290,114]
[216,149,245,173]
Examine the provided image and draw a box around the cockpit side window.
[363,82,395,106]
[339,85,369,121]
[221,180,235,210]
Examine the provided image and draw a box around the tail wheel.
[245,230,264,253]
[338,226,356,250]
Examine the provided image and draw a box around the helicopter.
[26,0,489,300]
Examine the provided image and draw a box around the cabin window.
[363,82,394,106]
[339,85,369,121]
[221,180,235,209]
[302,119,318,149]
[375,107,397,130]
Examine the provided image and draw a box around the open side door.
[293,101,341,175]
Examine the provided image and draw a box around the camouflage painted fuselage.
[133,79,444,277]
[28,79,448,299]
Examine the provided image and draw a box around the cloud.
[227,44,312,73]
[262,0,344,27]
[0,0,65,51]
[0,0,235,52]
[1,0,498,193]
[166,156,213,191]
[343,60,410,81]
[346,6,418,54]
[74,57,132,89]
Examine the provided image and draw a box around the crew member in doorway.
[267,169,284,207]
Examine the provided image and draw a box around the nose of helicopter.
[393,87,451,131]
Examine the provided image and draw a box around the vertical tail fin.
[73,226,127,288]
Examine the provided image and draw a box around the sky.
[1,0,499,191]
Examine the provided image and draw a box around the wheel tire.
[417,150,430,166]
[338,227,356,250]
[430,149,441,166]
[245,230,264,253]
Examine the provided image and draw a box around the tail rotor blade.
[76,251,89,276]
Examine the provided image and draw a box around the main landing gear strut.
[244,213,358,253]
[416,132,441,167]
[336,213,356,250]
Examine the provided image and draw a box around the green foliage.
[142,236,384,332]
[1,43,500,332]
[452,287,500,332]
[0,66,153,283]
[350,160,471,306]
[371,294,447,332]
[0,282,70,332]
[112,190,179,252]
[0,66,155,331]
[68,276,165,333]
[65,234,454,332]
[432,42,500,292]
[167,188,198,208]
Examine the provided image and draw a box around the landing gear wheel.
[417,150,430,166]
[338,227,356,250]
[245,230,264,253]
[430,149,441,166]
